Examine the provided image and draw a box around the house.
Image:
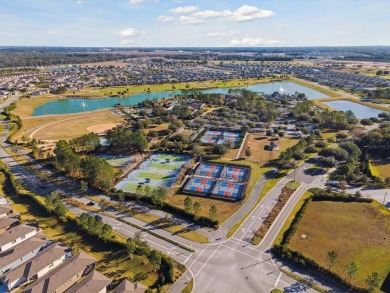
[0,224,38,252]
[66,270,111,293]
[22,251,96,293]
[0,243,71,291]
[0,216,19,234]
[269,141,279,151]
[0,233,49,275]
[111,279,147,293]
[0,205,13,218]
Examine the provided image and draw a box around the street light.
[384,192,388,205]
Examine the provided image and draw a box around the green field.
[288,200,390,290]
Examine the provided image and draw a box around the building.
[0,224,38,252]
[22,251,96,293]
[0,205,13,218]
[66,270,111,293]
[269,141,279,151]
[0,216,19,234]
[111,279,147,293]
[0,233,49,275]
[0,243,71,291]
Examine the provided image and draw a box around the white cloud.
[128,0,146,4]
[121,39,136,45]
[157,15,174,22]
[116,27,146,37]
[192,5,274,22]
[230,37,282,46]
[179,16,202,25]
[77,0,90,4]
[207,31,239,37]
[169,5,198,14]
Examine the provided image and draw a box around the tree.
[209,205,217,221]
[365,272,381,292]
[193,202,201,220]
[101,224,112,241]
[245,148,252,157]
[325,250,338,270]
[149,250,162,272]
[126,238,137,255]
[99,198,109,212]
[345,262,359,284]
[80,180,88,192]
[354,191,362,198]
[184,196,192,213]
[144,185,151,196]
[136,184,144,195]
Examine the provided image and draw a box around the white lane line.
[187,246,208,269]
[183,253,193,264]
[194,244,221,278]
[221,244,276,267]
[240,203,268,239]
[274,272,282,287]
[229,238,269,256]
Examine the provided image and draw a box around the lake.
[32,81,327,116]
[323,100,386,119]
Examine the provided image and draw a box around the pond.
[32,81,327,116]
[322,100,386,119]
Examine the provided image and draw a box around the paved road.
[0,116,340,293]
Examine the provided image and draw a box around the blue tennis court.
[182,177,216,195]
[195,163,223,177]
[211,181,245,200]
[200,130,242,147]
[220,165,249,182]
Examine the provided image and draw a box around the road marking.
[194,244,221,278]
[221,244,276,267]
[183,252,193,264]
[275,272,282,287]
[188,246,208,269]
[240,203,268,239]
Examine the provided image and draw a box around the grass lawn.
[273,190,313,246]
[370,159,390,181]
[12,109,123,142]
[181,279,193,293]
[288,200,390,290]
[244,135,300,164]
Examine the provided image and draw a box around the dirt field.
[288,200,390,290]
[87,123,121,134]
[243,134,299,164]
[12,110,124,142]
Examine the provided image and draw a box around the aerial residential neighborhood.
[0,1,389,293]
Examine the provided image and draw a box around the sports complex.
[114,153,191,193]
[200,129,242,147]
[182,162,250,201]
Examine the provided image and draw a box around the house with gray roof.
[0,224,38,252]
[0,243,71,291]
[111,279,147,293]
[66,270,111,293]
[22,251,96,293]
[0,233,50,275]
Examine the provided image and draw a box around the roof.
[1,243,70,285]
[0,216,19,230]
[111,280,147,293]
[0,233,48,269]
[66,270,111,293]
[22,251,96,293]
[0,205,12,215]
[0,224,37,247]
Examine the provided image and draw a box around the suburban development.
[0,1,389,293]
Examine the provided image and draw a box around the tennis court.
[200,129,242,147]
[195,163,223,177]
[182,177,216,195]
[211,181,245,200]
[115,153,191,194]
[98,154,135,167]
[220,165,249,182]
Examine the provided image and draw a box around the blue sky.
[1,0,389,47]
